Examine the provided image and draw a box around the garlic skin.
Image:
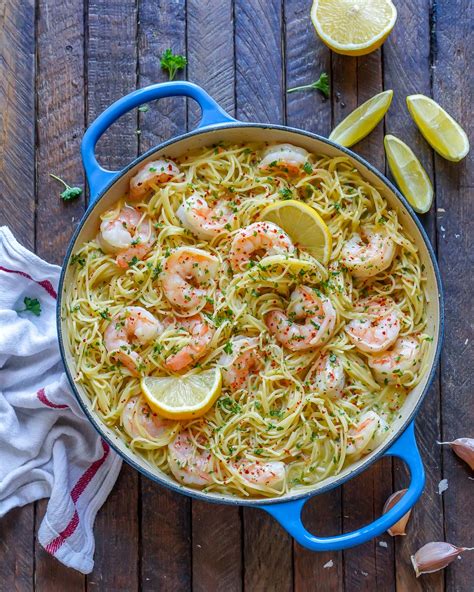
[438,438,474,470]
[383,489,412,536]
[411,542,474,577]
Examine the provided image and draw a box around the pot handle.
[81,81,236,203]
[260,422,424,552]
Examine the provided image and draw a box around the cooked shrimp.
[218,336,263,389]
[121,397,170,439]
[168,431,215,488]
[234,460,286,490]
[266,286,337,351]
[104,306,161,376]
[308,352,345,399]
[176,193,233,240]
[341,228,396,278]
[368,336,422,385]
[129,158,180,200]
[98,204,156,268]
[345,296,400,353]
[258,143,310,175]
[346,411,389,457]
[165,314,215,372]
[161,247,219,313]
[229,221,295,272]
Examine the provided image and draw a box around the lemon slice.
[384,135,433,214]
[141,368,222,420]
[311,0,397,56]
[406,94,470,162]
[261,200,332,264]
[329,90,393,147]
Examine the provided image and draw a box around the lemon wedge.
[261,200,332,264]
[384,135,433,214]
[141,368,222,420]
[329,90,393,147]
[311,0,397,56]
[406,94,470,162]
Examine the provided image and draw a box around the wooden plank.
[137,2,192,591]
[0,2,35,590]
[137,0,187,149]
[86,468,139,591]
[284,1,344,589]
[186,2,243,591]
[235,0,285,125]
[243,508,293,592]
[85,2,139,590]
[294,493,343,592]
[0,507,34,592]
[433,2,473,591]
[235,3,293,590]
[383,3,445,591]
[35,0,86,266]
[86,0,138,172]
[192,502,242,592]
[187,0,235,128]
[0,0,35,248]
[140,484,191,591]
[285,0,332,135]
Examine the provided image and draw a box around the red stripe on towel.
[45,510,80,555]
[37,388,68,409]
[44,441,110,555]
[0,266,57,299]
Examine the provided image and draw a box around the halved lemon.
[384,135,433,214]
[261,200,332,264]
[311,0,397,56]
[141,368,222,420]
[329,90,393,147]
[406,94,470,162]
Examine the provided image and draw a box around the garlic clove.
[438,438,474,470]
[383,488,412,536]
[410,542,474,577]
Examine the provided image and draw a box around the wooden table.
[1,1,472,590]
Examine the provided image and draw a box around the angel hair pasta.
[63,142,431,498]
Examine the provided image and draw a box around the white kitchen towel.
[0,226,122,574]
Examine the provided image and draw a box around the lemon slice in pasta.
[261,200,332,264]
[141,368,222,420]
[329,90,393,147]
[384,134,433,214]
[406,94,470,162]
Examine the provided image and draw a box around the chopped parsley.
[287,72,330,99]
[223,342,233,355]
[70,254,85,267]
[152,263,162,279]
[279,187,293,200]
[16,296,41,317]
[218,397,241,415]
[49,173,83,201]
[160,48,187,81]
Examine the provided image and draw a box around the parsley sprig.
[160,48,187,81]
[49,174,83,201]
[287,72,330,99]
[17,297,41,317]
